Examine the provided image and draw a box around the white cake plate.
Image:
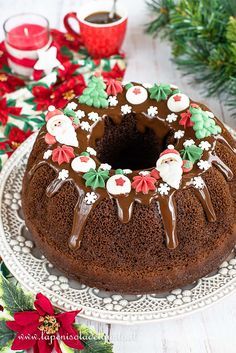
[0,129,236,324]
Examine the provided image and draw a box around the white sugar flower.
[121,104,132,115]
[86,147,97,156]
[102,295,128,311]
[166,113,178,123]
[58,169,69,181]
[84,192,98,205]
[197,160,211,171]
[66,102,78,110]
[183,139,195,148]
[10,235,34,254]
[199,141,211,151]
[75,109,85,119]
[123,169,132,175]
[192,176,204,189]
[43,150,52,160]
[108,96,118,107]
[80,121,91,132]
[158,183,170,196]
[100,163,112,171]
[174,130,185,139]
[88,112,100,122]
[147,106,158,117]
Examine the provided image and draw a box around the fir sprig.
[146,0,236,115]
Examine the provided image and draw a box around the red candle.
[3,13,50,77]
[7,23,49,50]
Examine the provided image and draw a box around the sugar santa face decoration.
[46,106,79,147]
[156,145,184,189]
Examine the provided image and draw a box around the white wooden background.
[0,0,236,352]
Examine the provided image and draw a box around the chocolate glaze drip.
[211,154,234,181]
[158,191,178,249]
[192,177,217,222]
[69,188,100,249]
[27,83,236,251]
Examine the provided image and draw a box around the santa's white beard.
[54,124,78,147]
[157,161,183,189]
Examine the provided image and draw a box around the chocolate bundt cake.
[22,76,236,294]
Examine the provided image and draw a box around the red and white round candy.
[71,156,96,173]
[167,93,190,113]
[106,174,131,195]
[126,85,148,105]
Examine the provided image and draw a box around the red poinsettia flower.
[102,63,126,81]
[0,98,22,126]
[179,110,194,128]
[105,78,123,96]
[52,76,86,108]
[6,292,84,353]
[52,145,75,165]
[32,85,55,111]
[8,126,32,150]
[0,73,25,96]
[51,29,83,52]
[132,174,157,194]
[57,61,80,82]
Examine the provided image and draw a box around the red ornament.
[179,110,194,128]
[132,174,156,194]
[6,292,84,353]
[0,98,22,126]
[115,176,126,186]
[105,78,123,96]
[173,95,182,102]
[52,145,75,165]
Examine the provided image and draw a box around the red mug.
[64,1,128,58]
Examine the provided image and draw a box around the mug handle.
[64,12,80,37]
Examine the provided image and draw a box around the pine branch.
[0,319,15,352]
[146,0,236,116]
[0,275,34,316]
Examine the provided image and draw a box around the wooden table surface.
[0,0,235,352]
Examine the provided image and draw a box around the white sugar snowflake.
[166,113,178,123]
[66,102,78,110]
[147,106,158,117]
[174,130,185,139]
[183,139,195,148]
[80,121,91,132]
[197,160,211,171]
[100,163,112,171]
[84,192,98,205]
[123,169,132,175]
[192,176,204,189]
[199,141,211,151]
[43,150,52,160]
[158,183,170,196]
[58,169,69,181]
[108,96,118,107]
[86,147,97,156]
[121,104,132,115]
[88,112,100,122]
[76,109,85,119]
[142,82,153,89]
[206,111,214,119]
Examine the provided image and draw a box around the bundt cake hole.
[95,114,174,170]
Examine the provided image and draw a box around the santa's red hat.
[45,105,64,122]
[156,145,182,168]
